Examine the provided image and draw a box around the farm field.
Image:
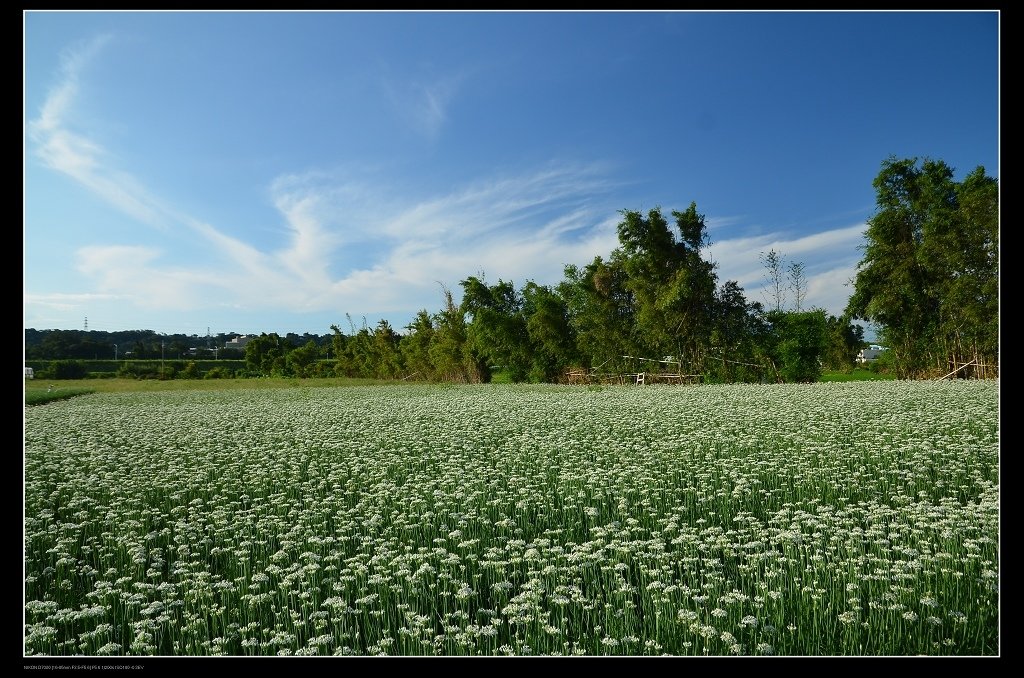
[24,380,999,656]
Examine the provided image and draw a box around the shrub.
[38,360,87,380]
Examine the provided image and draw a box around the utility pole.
[114,344,118,361]
[161,339,165,373]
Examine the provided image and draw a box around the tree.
[770,309,828,383]
[846,156,998,378]
[522,281,577,382]
[708,280,770,383]
[329,324,348,375]
[430,284,479,382]
[401,310,436,380]
[788,260,807,312]
[760,249,787,313]
[39,359,87,380]
[370,319,403,379]
[244,333,292,376]
[821,314,865,372]
[461,276,531,382]
[287,340,322,378]
[342,326,374,378]
[614,204,718,371]
[559,256,636,374]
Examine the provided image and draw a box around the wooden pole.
[936,359,977,381]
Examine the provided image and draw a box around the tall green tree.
[847,156,998,378]
[342,327,374,378]
[370,319,403,379]
[614,204,718,372]
[708,280,771,383]
[430,285,480,382]
[287,340,322,378]
[244,333,292,376]
[401,310,436,381]
[522,281,577,382]
[769,309,828,382]
[939,167,999,372]
[461,276,531,382]
[329,324,348,376]
[559,256,637,374]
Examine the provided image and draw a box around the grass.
[819,368,896,382]
[24,376,393,396]
[27,369,898,395]
[24,386,96,406]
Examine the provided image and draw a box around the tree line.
[243,201,863,384]
[24,329,331,362]
[26,156,997,383]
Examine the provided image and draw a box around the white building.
[856,344,889,364]
[225,335,252,350]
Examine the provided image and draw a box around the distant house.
[225,335,252,351]
[857,344,889,364]
[25,367,34,379]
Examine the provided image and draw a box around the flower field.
[24,380,999,656]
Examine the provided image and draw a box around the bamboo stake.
[936,359,977,381]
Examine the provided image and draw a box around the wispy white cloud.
[74,245,229,311]
[28,34,170,229]
[44,145,623,319]
[31,34,110,134]
[707,223,867,315]
[250,163,622,314]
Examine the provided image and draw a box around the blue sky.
[24,10,999,338]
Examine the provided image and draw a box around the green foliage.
[707,281,771,383]
[522,281,577,382]
[462,276,531,382]
[244,333,293,377]
[287,340,322,378]
[400,310,435,380]
[867,348,895,375]
[25,387,94,406]
[37,360,88,380]
[846,156,998,378]
[429,286,479,382]
[821,315,866,372]
[31,157,992,386]
[560,257,637,374]
[615,204,718,371]
[769,310,828,383]
[370,320,403,379]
